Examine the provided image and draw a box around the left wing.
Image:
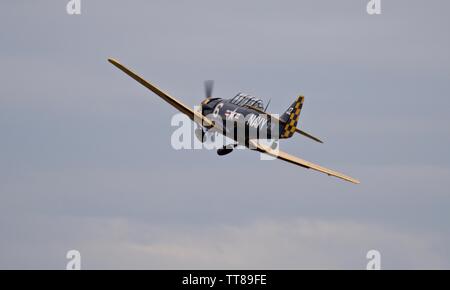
[108,58,217,129]
[248,139,360,184]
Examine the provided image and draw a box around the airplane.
[108,58,360,184]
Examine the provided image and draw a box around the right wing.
[108,58,216,128]
[249,139,360,184]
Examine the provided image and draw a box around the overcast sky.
[1,0,450,269]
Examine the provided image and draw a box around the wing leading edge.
[108,58,216,128]
[249,140,360,184]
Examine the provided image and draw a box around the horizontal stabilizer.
[295,128,323,143]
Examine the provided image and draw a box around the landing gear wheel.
[217,147,233,156]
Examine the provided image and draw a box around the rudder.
[280,96,304,138]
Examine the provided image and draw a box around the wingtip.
[107,58,120,65]
[351,178,361,184]
[108,58,127,72]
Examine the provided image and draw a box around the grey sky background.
[1,0,450,269]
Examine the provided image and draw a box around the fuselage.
[202,96,281,145]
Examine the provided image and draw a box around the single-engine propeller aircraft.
[108,58,360,184]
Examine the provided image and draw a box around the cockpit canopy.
[229,93,265,110]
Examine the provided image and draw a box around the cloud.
[1,214,445,269]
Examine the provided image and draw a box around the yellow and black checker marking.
[281,96,304,138]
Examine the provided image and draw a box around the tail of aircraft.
[279,96,304,138]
